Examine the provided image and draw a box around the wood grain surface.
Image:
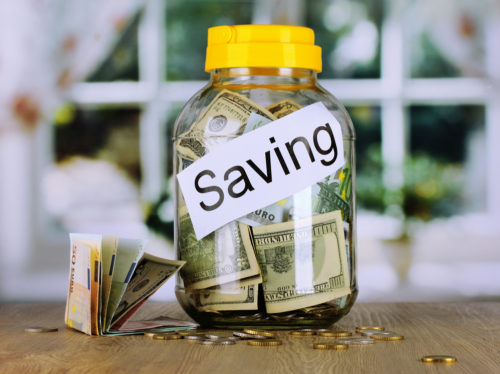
[1,302,499,374]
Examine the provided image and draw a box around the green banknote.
[178,206,260,289]
[111,253,185,325]
[190,275,261,311]
[176,89,275,160]
[252,210,350,313]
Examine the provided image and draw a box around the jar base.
[175,288,358,330]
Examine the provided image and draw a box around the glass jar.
[173,25,357,329]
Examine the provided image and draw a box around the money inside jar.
[173,25,357,329]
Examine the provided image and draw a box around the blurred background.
[0,0,499,302]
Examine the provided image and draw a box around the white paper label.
[177,102,345,239]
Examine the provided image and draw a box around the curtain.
[0,0,142,134]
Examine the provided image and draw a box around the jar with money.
[173,25,357,328]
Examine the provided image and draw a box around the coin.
[421,355,457,363]
[236,312,265,320]
[270,313,296,321]
[144,332,158,338]
[247,339,282,347]
[360,329,396,337]
[371,332,404,341]
[183,334,205,341]
[337,337,375,345]
[233,331,267,340]
[355,326,385,332]
[199,339,218,345]
[243,329,276,338]
[153,333,182,340]
[205,334,238,341]
[24,327,58,333]
[290,329,315,337]
[317,330,352,337]
[176,330,198,336]
[213,339,236,345]
[313,343,349,350]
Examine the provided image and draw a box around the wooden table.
[1,302,499,373]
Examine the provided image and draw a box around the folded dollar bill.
[65,233,196,336]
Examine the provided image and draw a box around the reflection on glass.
[407,0,486,78]
[165,0,254,80]
[145,104,183,241]
[306,0,381,79]
[347,106,382,212]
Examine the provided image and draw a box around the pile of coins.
[284,326,404,350]
[22,325,457,364]
[142,326,406,349]
[141,325,455,363]
[143,328,283,347]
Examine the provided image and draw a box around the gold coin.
[371,332,404,341]
[290,329,315,337]
[24,327,58,333]
[243,329,276,338]
[318,330,352,337]
[355,326,385,332]
[144,332,158,338]
[176,330,198,336]
[153,333,182,340]
[313,343,349,350]
[421,355,457,363]
[247,339,282,347]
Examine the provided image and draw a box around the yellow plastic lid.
[205,25,322,72]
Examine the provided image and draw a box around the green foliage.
[356,145,464,221]
[165,0,253,80]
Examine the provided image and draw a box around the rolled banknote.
[266,98,302,118]
[252,210,350,314]
[191,275,262,311]
[176,89,275,160]
[178,206,260,289]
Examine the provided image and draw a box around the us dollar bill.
[311,165,352,220]
[252,210,350,313]
[176,89,275,160]
[190,275,262,311]
[266,98,302,118]
[176,155,195,210]
[178,206,260,289]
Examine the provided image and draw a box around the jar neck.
[210,67,317,89]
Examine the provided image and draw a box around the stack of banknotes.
[65,234,197,335]
[175,90,352,314]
